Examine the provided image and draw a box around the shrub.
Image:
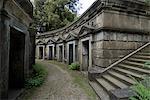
[69,62,80,70]
[130,77,150,100]
[25,63,48,88]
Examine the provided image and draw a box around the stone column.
[24,31,30,78]
[0,9,10,99]
[29,28,36,68]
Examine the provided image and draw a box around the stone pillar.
[29,28,36,68]
[0,9,10,99]
[24,31,30,78]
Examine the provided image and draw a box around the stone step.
[108,70,136,85]
[89,81,110,100]
[113,67,144,79]
[137,53,150,56]
[132,55,150,59]
[102,74,128,89]
[96,78,116,92]
[119,64,150,74]
[124,61,145,67]
[128,58,149,63]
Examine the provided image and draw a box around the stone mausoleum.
[36,0,150,99]
[0,0,35,99]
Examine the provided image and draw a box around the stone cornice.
[37,0,150,38]
[15,0,33,17]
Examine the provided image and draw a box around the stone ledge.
[88,66,105,81]
[109,88,135,100]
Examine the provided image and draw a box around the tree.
[33,0,78,32]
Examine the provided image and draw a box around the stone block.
[116,33,128,41]
[109,88,135,100]
[93,41,103,49]
[103,32,117,41]
[93,32,104,41]
[93,58,119,68]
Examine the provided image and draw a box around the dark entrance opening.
[69,44,74,65]
[59,45,63,62]
[49,46,53,60]
[39,47,43,59]
[9,28,25,94]
[82,40,89,71]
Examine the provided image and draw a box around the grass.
[48,60,97,100]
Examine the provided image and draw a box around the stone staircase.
[89,42,150,100]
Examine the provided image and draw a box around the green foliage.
[144,61,150,68]
[68,62,80,70]
[130,77,150,100]
[25,64,48,88]
[145,0,150,5]
[33,0,77,32]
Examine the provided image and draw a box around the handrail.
[101,42,150,73]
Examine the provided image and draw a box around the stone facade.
[0,0,34,99]
[36,0,150,71]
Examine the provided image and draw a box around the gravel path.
[21,60,90,100]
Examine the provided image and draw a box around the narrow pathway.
[20,60,91,100]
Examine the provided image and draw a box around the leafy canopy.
[33,0,79,32]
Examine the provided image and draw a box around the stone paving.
[18,60,91,100]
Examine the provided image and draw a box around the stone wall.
[36,0,150,71]
[0,0,33,99]
[92,31,150,68]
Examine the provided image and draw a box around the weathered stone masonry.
[36,0,150,71]
[0,0,34,99]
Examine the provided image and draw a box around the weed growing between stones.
[25,63,48,88]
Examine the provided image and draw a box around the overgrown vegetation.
[130,61,150,100]
[69,62,80,70]
[144,61,150,68]
[145,0,150,5]
[25,63,48,88]
[33,0,79,32]
[130,77,150,100]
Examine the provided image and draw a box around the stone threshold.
[8,88,24,100]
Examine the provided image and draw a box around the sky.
[78,0,96,15]
[30,0,96,15]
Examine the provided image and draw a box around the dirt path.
[20,60,91,100]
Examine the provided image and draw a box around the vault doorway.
[49,46,53,60]
[69,44,74,65]
[59,45,63,62]
[9,28,25,91]
[82,40,89,71]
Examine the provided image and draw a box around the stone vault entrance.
[59,45,63,62]
[69,44,74,65]
[82,40,89,71]
[39,46,44,59]
[9,28,25,91]
[48,46,53,60]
